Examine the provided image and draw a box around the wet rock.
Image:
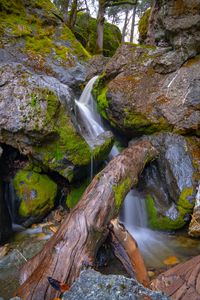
[86,55,109,81]
[94,44,200,137]
[146,0,200,65]
[136,133,198,230]
[62,269,169,300]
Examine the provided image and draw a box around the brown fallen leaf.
[163,255,180,266]
[0,244,9,258]
[49,226,58,233]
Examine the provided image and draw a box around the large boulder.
[0,0,90,87]
[136,133,199,230]
[62,269,169,300]
[73,12,122,57]
[146,0,200,65]
[13,168,57,226]
[93,43,200,137]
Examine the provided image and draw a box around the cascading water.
[75,76,200,269]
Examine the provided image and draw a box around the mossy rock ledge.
[0,0,90,86]
[13,169,58,224]
[93,43,200,137]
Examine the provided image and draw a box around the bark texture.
[15,140,158,300]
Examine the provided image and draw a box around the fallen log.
[109,219,150,287]
[15,140,158,300]
[151,254,200,300]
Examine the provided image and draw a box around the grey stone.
[62,269,169,300]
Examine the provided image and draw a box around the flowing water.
[75,76,200,270]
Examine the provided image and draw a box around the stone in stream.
[135,133,199,231]
[62,269,169,300]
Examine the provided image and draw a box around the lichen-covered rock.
[73,12,122,57]
[0,62,94,180]
[136,133,199,230]
[146,0,200,65]
[62,269,169,300]
[0,0,90,87]
[93,43,200,137]
[13,169,57,225]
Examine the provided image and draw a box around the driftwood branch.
[109,219,150,287]
[15,140,158,300]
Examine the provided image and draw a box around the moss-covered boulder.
[93,43,200,137]
[73,12,122,57]
[136,133,199,231]
[0,0,90,86]
[13,169,57,224]
[138,8,151,44]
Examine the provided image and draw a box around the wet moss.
[113,178,132,210]
[14,169,57,218]
[123,109,172,135]
[92,74,109,120]
[146,195,186,230]
[138,8,151,43]
[66,179,90,208]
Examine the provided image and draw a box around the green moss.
[14,169,57,218]
[92,74,110,121]
[92,134,114,162]
[0,0,90,66]
[32,89,91,181]
[138,8,151,43]
[113,177,132,210]
[178,187,195,210]
[73,12,121,57]
[146,195,186,230]
[66,179,90,208]
[124,109,172,135]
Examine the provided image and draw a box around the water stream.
[75,76,200,270]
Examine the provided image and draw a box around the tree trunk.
[96,0,106,53]
[15,140,158,300]
[68,0,77,29]
[130,5,136,43]
[122,8,129,42]
[151,255,200,300]
[62,0,70,24]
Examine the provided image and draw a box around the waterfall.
[76,76,176,268]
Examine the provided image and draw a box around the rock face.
[0,62,92,181]
[62,269,169,300]
[146,0,200,64]
[93,43,200,137]
[0,0,90,87]
[73,12,122,57]
[136,133,199,230]
[13,168,57,226]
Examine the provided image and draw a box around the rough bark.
[151,255,200,300]
[96,0,106,53]
[110,219,149,287]
[15,140,158,300]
